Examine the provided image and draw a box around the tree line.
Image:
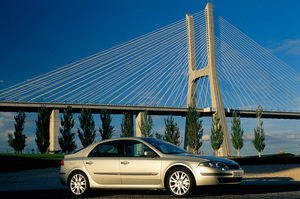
[8,105,265,157]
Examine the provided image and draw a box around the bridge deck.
[0,101,299,119]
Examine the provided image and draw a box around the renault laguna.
[59,137,243,197]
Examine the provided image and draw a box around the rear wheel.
[69,172,89,196]
[166,167,195,197]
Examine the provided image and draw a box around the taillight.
[61,160,64,166]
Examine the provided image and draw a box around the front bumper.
[195,167,244,186]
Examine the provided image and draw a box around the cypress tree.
[230,111,244,157]
[35,106,51,153]
[210,112,223,156]
[163,115,181,146]
[253,105,265,158]
[78,108,96,147]
[139,111,153,137]
[8,111,27,153]
[99,110,114,140]
[186,107,204,153]
[121,112,133,137]
[59,106,76,153]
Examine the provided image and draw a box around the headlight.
[199,162,229,170]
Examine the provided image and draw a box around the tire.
[69,171,89,196]
[166,167,195,197]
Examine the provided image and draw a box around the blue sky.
[0,0,299,155]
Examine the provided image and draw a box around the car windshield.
[141,138,187,154]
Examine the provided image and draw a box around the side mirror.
[144,151,157,157]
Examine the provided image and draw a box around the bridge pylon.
[49,109,60,153]
[186,3,233,156]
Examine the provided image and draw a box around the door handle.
[121,161,130,165]
[85,161,94,165]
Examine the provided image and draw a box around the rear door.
[120,140,162,185]
[84,140,121,185]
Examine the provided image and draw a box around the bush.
[0,153,64,172]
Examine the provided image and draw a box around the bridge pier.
[135,112,144,137]
[49,109,59,153]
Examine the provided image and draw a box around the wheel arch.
[163,164,196,189]
[67,169,89,186]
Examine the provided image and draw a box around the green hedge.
[231,153,300,165]
[0,153,64,172]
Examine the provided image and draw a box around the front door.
[120,140,161,185]
[84,140,121,185]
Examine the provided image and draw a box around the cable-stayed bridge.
[0,3,299,155]
[1,8,299,112]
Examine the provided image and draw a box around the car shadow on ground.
[84,189,173,198]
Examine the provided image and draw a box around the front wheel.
[166,167,195,197]
[69,172,89,196]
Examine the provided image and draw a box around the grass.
[0,153,65,173]
[230,153,300,165]
[244,153,297,158]
[0,153,64,160]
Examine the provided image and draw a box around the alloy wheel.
[168,169,192,197]
[70,173,88,196]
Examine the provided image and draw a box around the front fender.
[162,162,199,188]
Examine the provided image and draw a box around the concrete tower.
[186,3,233,156]
[49,109,60,153]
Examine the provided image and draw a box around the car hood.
[170,153,239,165]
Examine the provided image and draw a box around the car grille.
[218,177,243,184]
[227,164,240,170]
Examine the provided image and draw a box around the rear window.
[88,140,120,157]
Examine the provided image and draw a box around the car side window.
[123,140,155,157]
[88,140,120,157]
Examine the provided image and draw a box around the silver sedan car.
[59,137,243,197]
